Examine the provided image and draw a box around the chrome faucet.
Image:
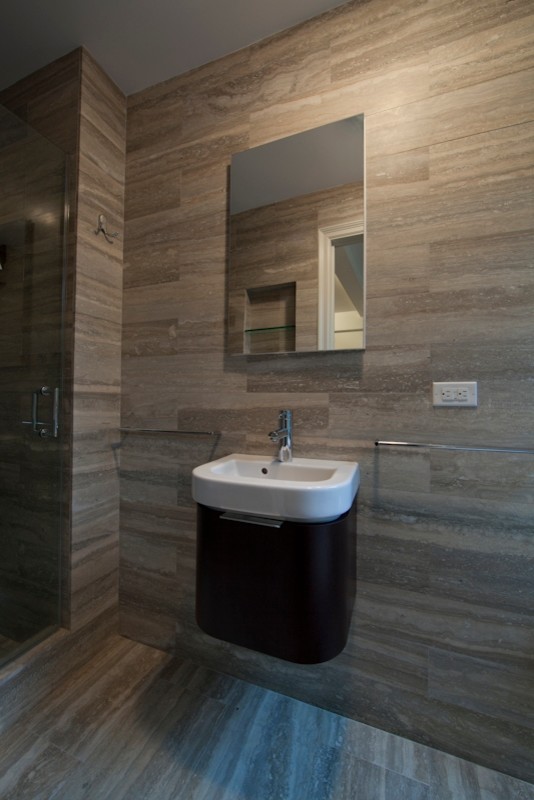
[269,409,293,462]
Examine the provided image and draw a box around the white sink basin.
[192,453,360,523]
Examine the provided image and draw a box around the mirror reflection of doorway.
[318,220,364,350]
[333,234,364,349]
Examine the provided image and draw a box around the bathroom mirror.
[228,114,364,355]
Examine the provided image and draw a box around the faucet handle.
[270,409,293,462]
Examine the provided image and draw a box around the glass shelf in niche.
[244,326,296,355]
[244,325,296,333]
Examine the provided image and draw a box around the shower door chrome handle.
[50,386,59,438]
[22,386,59,438]
[22,387,48,433]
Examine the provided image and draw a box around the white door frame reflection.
[318,219,364,350]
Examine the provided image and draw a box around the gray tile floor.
[0,636,533,799]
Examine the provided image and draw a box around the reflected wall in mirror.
[228,114,364,355]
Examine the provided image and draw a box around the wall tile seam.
[152,51,533,131]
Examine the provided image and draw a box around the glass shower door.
[0,105,67,665]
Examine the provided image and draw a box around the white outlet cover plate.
[433,381,478,407]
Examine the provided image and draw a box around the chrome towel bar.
[375,440,534,455]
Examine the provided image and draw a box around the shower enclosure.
[0,104,67,667]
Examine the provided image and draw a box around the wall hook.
[94,213,119,244]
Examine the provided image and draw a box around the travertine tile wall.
[70,50,126,630]
[1,49,126,632]
[121,0,534,782]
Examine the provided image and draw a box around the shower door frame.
[0,107,70,666]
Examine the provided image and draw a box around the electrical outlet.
[433,381,478,407]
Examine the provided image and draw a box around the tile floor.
[0,636,533,799]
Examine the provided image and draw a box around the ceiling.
[1,0,347,96]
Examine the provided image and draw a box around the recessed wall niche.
[244,282,296,354]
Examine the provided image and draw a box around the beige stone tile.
[1,50,81,154]
[357,580,534,663]
[119,605,177,653]
[80,50,126,156]
[127,85,185,158]
[71,392,120,434]
[245,349,364,393]
[72,313,121,389]
[250,57,429,148]
[429,746,534,799]
[123,238,181,289]
[431,447,534,503]
[366,69,534,157]
[428,229,534,294]
[121,354,180,429]
[427,0,534,46]
[0,735,82,798]
[424,122,534,242]
[122,281,181,325]
[247,6,334,100]
[125,148,183,220]
[330,0,434,85]
[429,7,534,94]
[122,319,179,358]
[177,391,329,436]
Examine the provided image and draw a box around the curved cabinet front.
[195,502,356,664]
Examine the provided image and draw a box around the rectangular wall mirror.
[228,114,364,355]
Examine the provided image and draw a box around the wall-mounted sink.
[192,453,360,522]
